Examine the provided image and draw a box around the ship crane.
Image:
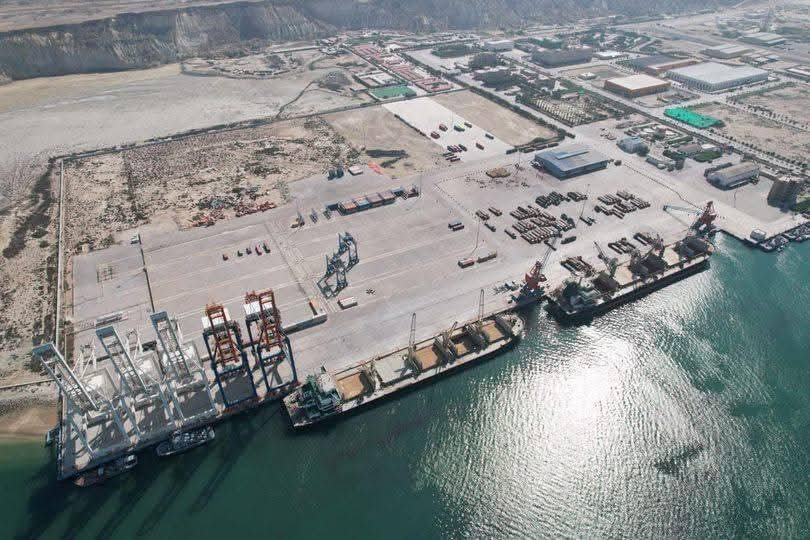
[663,201,718,235]
[524,237,558,290]
[594,241,618,277]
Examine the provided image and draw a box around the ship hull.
[285,317,523,429]
[547,258,710,325]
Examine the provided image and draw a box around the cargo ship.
[284,313,524,428]
[547,234,714,324]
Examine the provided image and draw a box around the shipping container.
[457,258,475,268]
[338,297,358,309]
[477,251,497,263]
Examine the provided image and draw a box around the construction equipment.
[663,201,718,235]
[318,232,359,297]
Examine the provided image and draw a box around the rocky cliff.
[0,0,732,80]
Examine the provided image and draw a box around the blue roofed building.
[533,144,610,179]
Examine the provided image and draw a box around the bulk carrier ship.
[547,233,714,324]
[284,312,523,427]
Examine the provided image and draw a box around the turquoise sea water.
[2,236,808,539]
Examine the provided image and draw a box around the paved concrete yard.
[69,125,806,384]
[384,97,513,160]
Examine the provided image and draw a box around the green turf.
[370,85,417,100]
[664,107,719,129]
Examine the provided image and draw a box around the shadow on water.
[135,444,210,537]
[653,442,705,476]
[185,405,280,516]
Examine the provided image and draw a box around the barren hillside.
[0,0,738,80]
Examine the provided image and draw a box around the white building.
[667,62,768,92]
[483,39,514,52]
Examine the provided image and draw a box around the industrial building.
[531,47,593,67]
[741,32,787,46]
[618,136,648,154]
[534,144,610,179]
[594,51,627,60]
[604,74,671,97]
[666,62,768,92]
[707,162,760,189]
[625,55,698,76]
[483,39,514,52]
[703,44,753,59]
[767,177,804,208]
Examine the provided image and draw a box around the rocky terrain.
[0,0,738,80]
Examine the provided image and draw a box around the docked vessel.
[156,426,215,457]
[547,234,714,324]
[73,454,137,487]
[284,312,524,428]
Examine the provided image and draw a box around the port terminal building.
[703,44,754,59]
[706,162,760,189]
[604,74,671,97]
[666,62,768,92]
[534,144,610,179]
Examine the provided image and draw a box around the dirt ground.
[433,90,558,145]
[323,106,448,178]
[692,102,809,166]
[63,117,358,252]
[732,84,810,126]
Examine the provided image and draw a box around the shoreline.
[0,394,56,443]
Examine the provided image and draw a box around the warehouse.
[703,44,753,59]
[534,144,610,179]
[706,162,760,189]
[603,74,671,97]
[666,62,768,92]
[531,47,593,67]
[483,39,514,52]
[625,55,698,76]
[741,32,787,46]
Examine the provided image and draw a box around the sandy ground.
[324,106,448,178]
[0,53,371,385]
[433,90,558,146]
[0,391,56,441]
[732,84,810,125]
[62,117,357,251]
[692,102,809,165]
[0,57,368,200]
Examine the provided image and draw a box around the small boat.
[74,454,137,487]
[156,426,215,457]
